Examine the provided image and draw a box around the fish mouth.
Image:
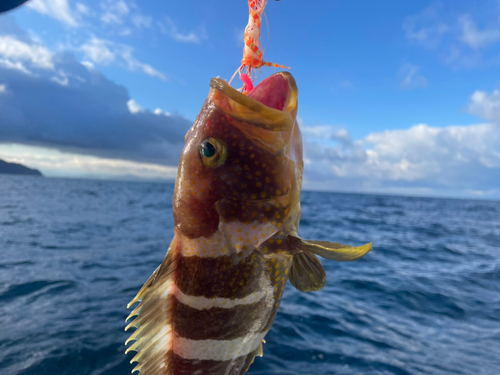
[209,72,298,132]
[247,72,297,112]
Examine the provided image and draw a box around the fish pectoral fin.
[289,251,326,292]
[290,236,372,261]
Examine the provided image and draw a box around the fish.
[125,72,372,375]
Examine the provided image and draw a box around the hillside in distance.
[0,159,43,176]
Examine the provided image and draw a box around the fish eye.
[199,138,226,168]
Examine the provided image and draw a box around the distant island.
[0,159,43,176]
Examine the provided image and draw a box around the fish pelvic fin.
[125,238,178,374]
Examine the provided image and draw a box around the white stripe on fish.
[173,330,269,361]
[175,284,274,310]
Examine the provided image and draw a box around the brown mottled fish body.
[126,73,372,375]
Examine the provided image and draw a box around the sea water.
[0,175,499,375]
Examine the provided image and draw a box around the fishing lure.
[230,0,290,94]
[125,72,372,374]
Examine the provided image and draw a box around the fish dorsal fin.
[289,251,326,292]
[125,239,177,374]
[289,236,372,261]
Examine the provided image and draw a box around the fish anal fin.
[246,342,265,373]
[257,342,264,357]
[289,236,372,261]
[289,251,326,292]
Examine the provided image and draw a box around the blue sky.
[1,0,500,198]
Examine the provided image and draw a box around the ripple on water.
[0,281,76,303]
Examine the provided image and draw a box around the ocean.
[0,175,499,375]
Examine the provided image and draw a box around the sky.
[0,0,500,198]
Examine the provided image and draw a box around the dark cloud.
[0,19,192,166]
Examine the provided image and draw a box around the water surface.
[0,175,499,374]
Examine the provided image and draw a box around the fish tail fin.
[125,238,178,374]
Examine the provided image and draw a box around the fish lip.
[209,72,298,132]
[210,72,298,113]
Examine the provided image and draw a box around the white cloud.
[0,144,178,180]
[302,118,500,197]
[79,37,166,80]
[458,15,500,49]
[27,0,78,27]
[127,99,141,113]
[80,38,115,64]
[403,4,449,49]
[76,3,89,16]
[119,28,133,36]
[132,15,153,29]
[118,46,167,80]
[0,59,32,75]
[399,63,428,89]
[154,108,170,116]
[0,35,54,76]
[404,5,500,69]
[444,44,482,69]
[100,0,129,25]
[129,101,171,117]
[50,71,69,86]
[3,3,167,80]
[468,89,500,124]
[80,60,94,69]
[159,17,204,44]
[0,83,6,93]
